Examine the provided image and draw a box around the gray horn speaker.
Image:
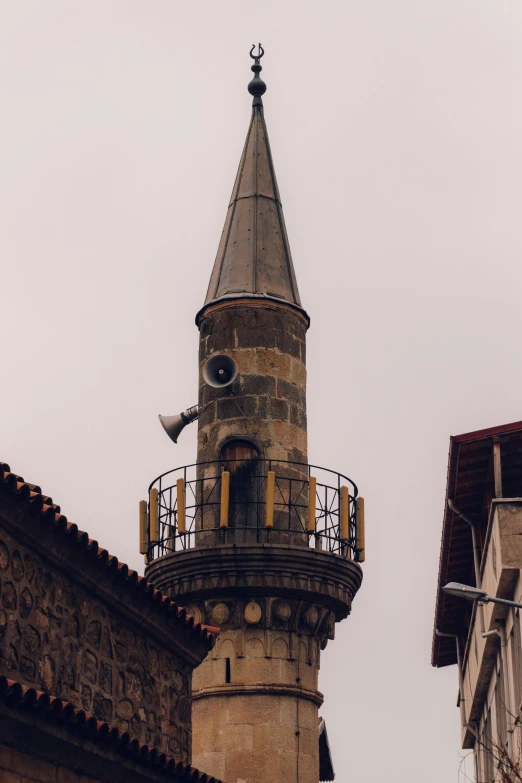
[203,354,238,388]
[158,406,198,444]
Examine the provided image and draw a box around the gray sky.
[2,1,522,780]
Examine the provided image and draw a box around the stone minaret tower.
[145,46,364,783]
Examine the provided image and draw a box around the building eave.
[432,420,522,667]
[0,676,224,783]
[0,460,218,667]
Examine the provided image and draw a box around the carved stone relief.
[212,603,229,625]
[199,597,332,652]
[244,601,262,625]
[0,534,192,761]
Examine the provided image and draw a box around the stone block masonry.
[0,743,58,783]
[0,526,192,759]
[197,303,308,467]
[0,687,224,783]
[0,463,216,767]
[0,743,93,783]
[147,541,363,783]
[192,620,323,783]
[0,532,191,760]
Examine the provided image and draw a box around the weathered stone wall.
[145,468,362,783]
[0,529,192,760]
[198,302,308,466]
[196,302,309,547]
[0,742,100,783]
[0,742,93,783]
[186,595,327,783]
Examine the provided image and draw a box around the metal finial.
[248,43,266,106]
[249,43,265,61]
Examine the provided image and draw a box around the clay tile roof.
[0,676,223,783]
[0,461,219,646]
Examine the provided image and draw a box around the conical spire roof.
[197,49,308,325]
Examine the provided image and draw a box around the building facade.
[433,420,522,782]
[144,49,365,783]
[0,460,221,783]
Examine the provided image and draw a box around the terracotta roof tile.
[0,461,219,645]
[0,676,223,783]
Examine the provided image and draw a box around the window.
[221,440,259,471]
[220,440,260,535]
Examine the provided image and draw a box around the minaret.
[145,46,364,783]
[196,44,308,479]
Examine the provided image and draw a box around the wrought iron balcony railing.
[140,459,365,563]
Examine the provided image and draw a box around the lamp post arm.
[487,595,522,610]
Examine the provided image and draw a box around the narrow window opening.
[221,441,260,536]
[221,440,259,472]
[225,657,231,683]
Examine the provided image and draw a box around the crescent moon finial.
[250,43,264,61]
[248,44,267,106]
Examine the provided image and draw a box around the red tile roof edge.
[452,419,522,444]
[0,675,223,783]
[0,461,218,648]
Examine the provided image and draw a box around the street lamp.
[443,582,522,610]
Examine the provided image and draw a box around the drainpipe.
[482,625,513,757]
[448,499,484,633]
[436,629,466,727]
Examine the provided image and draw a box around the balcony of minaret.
[143,459,364,615]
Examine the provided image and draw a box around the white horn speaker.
[158,406,198,444]
[203,354,238,388]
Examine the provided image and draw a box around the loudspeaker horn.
[158,406,198,444]
[203,354,238,388]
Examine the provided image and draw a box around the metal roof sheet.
[198,98,308,325]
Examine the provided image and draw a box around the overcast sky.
[2,2,522,781]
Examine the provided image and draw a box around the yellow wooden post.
[266,471,275,528]
[356,497,365,562]
[307,476,317,533]
[220,470,230,528]
[139,500,148,555]
[177,478,186,534]
[149,488,158,542]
